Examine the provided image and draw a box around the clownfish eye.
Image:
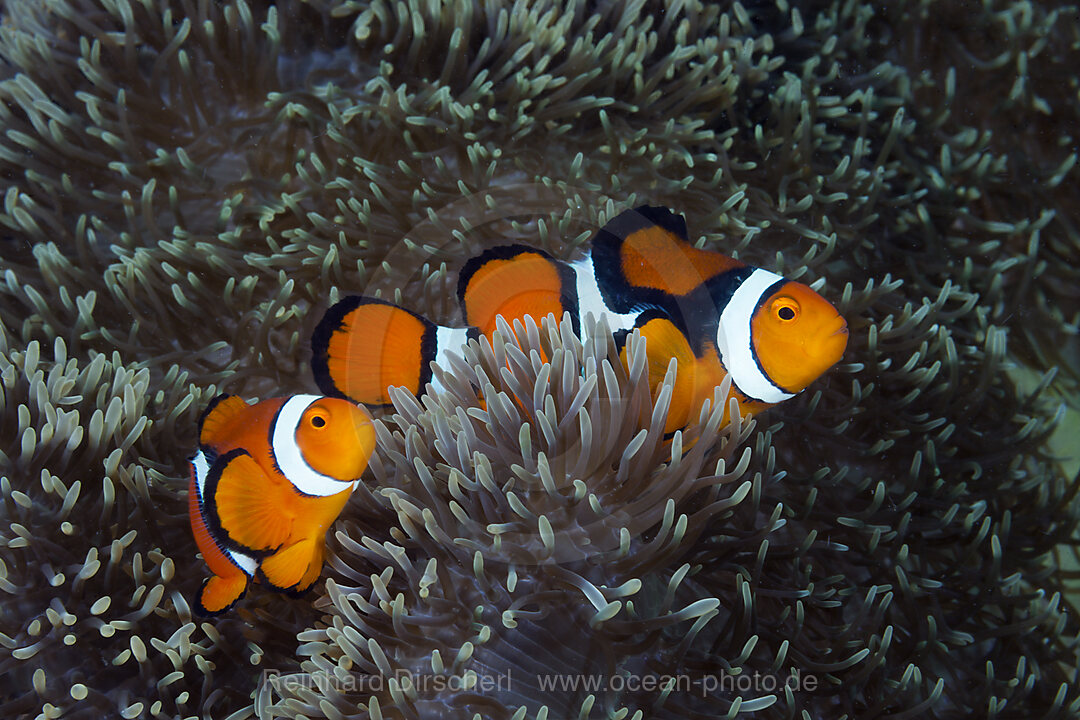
[309,413,327,429]
[772,297,800,322]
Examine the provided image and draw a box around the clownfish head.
[293,397,376,481]
[751,280,848,395]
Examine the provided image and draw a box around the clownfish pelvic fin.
[258,536,322,593]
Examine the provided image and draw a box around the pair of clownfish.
[310,205,848,430]
[189,205,847,614]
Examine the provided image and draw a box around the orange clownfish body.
[311,206,848,435]
[187,394,375,615]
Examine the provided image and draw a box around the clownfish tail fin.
[312,296,468,406]
[457,244,579,341]
[197,394,250,446]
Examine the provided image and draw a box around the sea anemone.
[2,0,1079,718]
[262,315,760,718]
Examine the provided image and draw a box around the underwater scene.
[2,0,1079,718]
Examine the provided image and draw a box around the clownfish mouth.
[800,315,848,368]
[819,315,849,360]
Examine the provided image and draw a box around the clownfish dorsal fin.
[457,244,580,341]
[198,394,250,446]
[592,205,746,302]
[632,205,691,241]
[208,449,294,553]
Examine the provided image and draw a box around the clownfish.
[311,206,847,434]
[187,394,375,615]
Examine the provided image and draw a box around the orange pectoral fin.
[258,537,321,592]
[458,245,578,341]
[311,297,437,406]
[197,573,249,616]
[208,449,293,554]
[689,340,742,427]
[627,314,700,433]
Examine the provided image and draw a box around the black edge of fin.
[197,393,235,438]
[255,566,319,598]
[631,205,690,241]
[555,254,581,337]
[194,577,248,617]
[457,244,557,309]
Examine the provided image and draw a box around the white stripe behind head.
[717,268,796,405]
[271,395,357,497]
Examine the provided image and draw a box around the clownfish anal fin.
[258,537,320,592]
[458,244,580,339]
[311,296,438,406]
[198,394,250,446]
[208,449,293,554]
[197,574,249,616]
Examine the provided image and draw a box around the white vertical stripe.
[271,395,357,497]
[717,268,796,405]
[227,548,258,575]
[430,326,472,394]
[572,257,638,342]
[193,449,211,500]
